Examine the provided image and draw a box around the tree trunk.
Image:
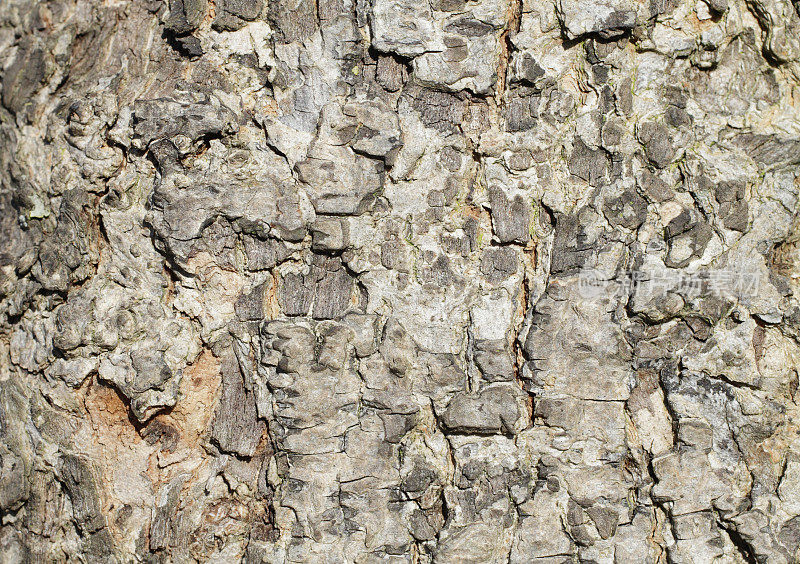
[2,0,800,561]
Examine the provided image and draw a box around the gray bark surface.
[1,0,800,561]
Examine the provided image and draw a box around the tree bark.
[2,0,800,561]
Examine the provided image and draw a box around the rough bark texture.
[2,0,800,561]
